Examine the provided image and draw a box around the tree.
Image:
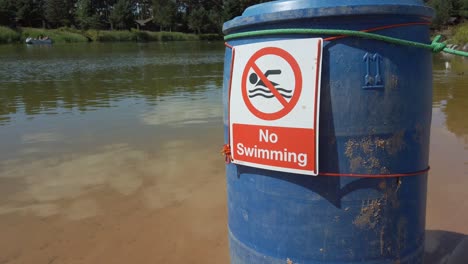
[15,0,44,27]
[206,8,222,33]
[96,0,117,28]
[45,0,74,28]
[109,0,134,30]
[223,0,241,21]
[187,6,207,34]
[0,0,16,26]
[428,0,468,27]
[136,0,152,20]
[0,0,287,33]
[455,0,468,17]
[76,0,101,29]
[429,0,452,27]
[152,0,176,31]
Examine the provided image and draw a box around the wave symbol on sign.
[248,70,292,99]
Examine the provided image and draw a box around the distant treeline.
[1,0,467,34]
[0,0,269,34]
[426,0,468,28]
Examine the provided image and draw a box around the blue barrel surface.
[222,1,434,263]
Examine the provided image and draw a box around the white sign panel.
[229,38,323,175]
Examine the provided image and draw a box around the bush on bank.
[0,26,20,43]
[452,22,468,45]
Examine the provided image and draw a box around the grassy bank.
[451,22,468,45]
[89,30,200,42]
[0,27,223,44]
[0,26,20,43]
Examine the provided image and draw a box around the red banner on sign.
[232,123,316,172]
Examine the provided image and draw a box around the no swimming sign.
[229,38,323,176]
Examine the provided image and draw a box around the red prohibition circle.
[241,47,302,121]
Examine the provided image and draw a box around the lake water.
[0,42,467,263]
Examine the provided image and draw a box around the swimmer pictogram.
[248,70,293,99]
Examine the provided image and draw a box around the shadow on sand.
[425,230,468,264]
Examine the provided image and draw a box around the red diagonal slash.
[241,46,303,121]
[251,63,288,107]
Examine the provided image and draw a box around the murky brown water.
[428,57,468,233]
[0,42,228,264]
[0,43,467,263]
[424,57,468,264]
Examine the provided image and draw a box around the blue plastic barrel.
[222,1,434,263]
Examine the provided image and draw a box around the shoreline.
[0,26,223,44]
[2,23,467,45]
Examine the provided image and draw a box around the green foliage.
[135,0,152,20]
[452,0,468,17]
[94,30,137,41]
[0,0,16,26]
[223,0,241,21]
[45,0,73,28]
[152,0,177,31]
[15,0,44,27]
[0,25,20,43]
[429,0,451,28]
[0,0,276,33]
[91,30,199,42]
[428,0,468,28]
[206,7,223,33]
[0,26,220,43]
[76,0,101,29]
[4,0,468,40]
[460,0,468,17]
[452,22,468,44]
[82,29,99,41]
[109,0,135,30]
[188,7,208,34]
[158,31,198,41]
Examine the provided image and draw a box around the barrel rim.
[223,4,434,34]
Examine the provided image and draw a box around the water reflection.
[432,56,468,143]
[0,42,223,124]
[427,56,468,242]
[0,42,226,223]
[141,90,221,126]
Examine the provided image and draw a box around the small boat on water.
[25,37,52,45]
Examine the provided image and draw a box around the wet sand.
[0,140,230,264]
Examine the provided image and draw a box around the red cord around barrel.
[324,22,431,41]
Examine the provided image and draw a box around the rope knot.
[221,144,233,164]
[431,35,446,53]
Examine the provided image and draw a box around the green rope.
[224,29,468,57]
